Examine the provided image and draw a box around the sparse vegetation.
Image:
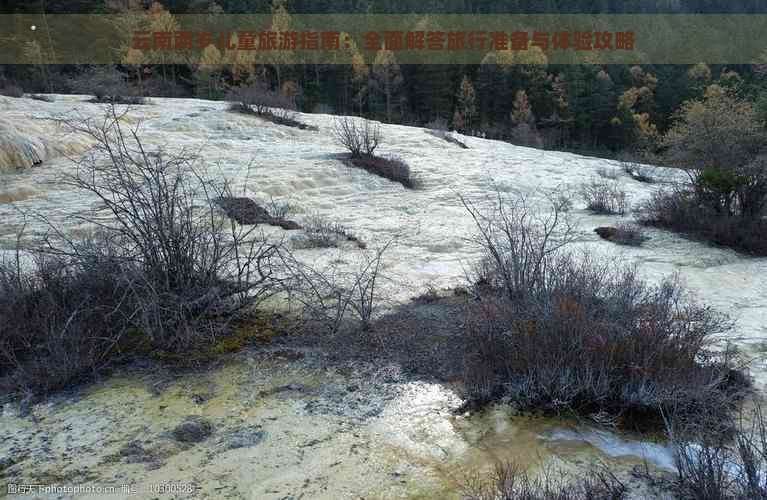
[294,214,365,249]
[69,65,146,105]
[642,88,767,256]
[332,117,419,187]
[0,106,288,394]
[460,190,747,430]
[226,82,316,130]
[663,405,767,500]
[462,462,627,500]
[596,166,620,180]
[282,240,391,333]
[412,284,441,304]
[581,178,630,215]
[620,160,655,183]
[0,81,24,98]
[333,116,382,158]
[0,243,135,394]
[427,118,469,148]
[638,186,767,256]
[264,196,294,221]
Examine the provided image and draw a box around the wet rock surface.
[172,415,214,443]
[224,426,266,449]
[0,344,676,499]
[595,226,620,241]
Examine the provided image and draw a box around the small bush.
[332,116,381,158]
[0,82,24,98]
[227,81,284,115]
[428,129,469,149]
[226,83,316,130]
[283,240,391,333]
[345,153,419,189]
[620,160,655,183]
[462,462,627,500]
[638,187,767,256]
[412,285,441,304]
[295,214,365,249]
[425,117,449,132]
[460,190,747,430]
[69,66,146,105]
[666,405,767,500]
[264,196,294,221]
[0,248,133,394]
[596,166,620,180]
[581,179,629,215]
[0,105,288,395]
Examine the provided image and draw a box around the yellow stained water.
[1,353,678,499]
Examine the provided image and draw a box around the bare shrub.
[667,405,767,500]
[226,81,283,116]
[0,81,24,98]
[295,214,364,249]
[264,196,294,221]
[331,117,420,188]
[332,116,381,158]
[620,160,655,183]
[412,284,441,304]
[596,166,620,180]
[69,66,145,105]
[462,461,627,500]
[226,82,315,130]
[426,117,448,132]
[581,178,629,215]
[638,187,767,256]
[461,188,746,429]
[282,241,391,333]
[613,222,647,246]
[0,244,133,394]
[461,191,577,300]
[44,106,286,353]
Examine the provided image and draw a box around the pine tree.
[195,45,223,99]
[371,49,403,122]
[456,75,477,132]
[266,0,294,88]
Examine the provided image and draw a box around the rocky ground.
[0,298,677,500]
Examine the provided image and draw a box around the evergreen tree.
[455,75,477,132]
[371,50,403,122]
